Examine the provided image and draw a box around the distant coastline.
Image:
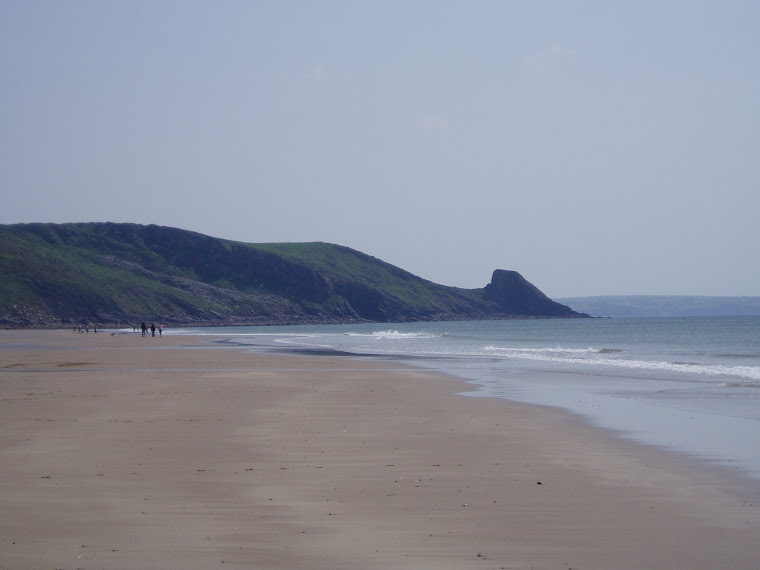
[557,295,760,318]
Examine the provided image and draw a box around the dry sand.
[1,329,758,569]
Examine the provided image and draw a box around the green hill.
[0,222,583,328]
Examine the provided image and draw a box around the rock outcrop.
[484,270,578,317]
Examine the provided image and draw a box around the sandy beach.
[1,330,758,569]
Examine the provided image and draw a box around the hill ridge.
[0,222,584,328]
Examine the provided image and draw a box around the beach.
[1,330,758,569]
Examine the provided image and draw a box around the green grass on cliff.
[0,224,236,322]
[1,222,579,327]
[3,223,478,324]
[252,242,484,312]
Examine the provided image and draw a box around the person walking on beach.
[150,323,156,337]
[141,322,147,337]
[158,324,163,336]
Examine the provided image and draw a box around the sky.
[1,1,759,297]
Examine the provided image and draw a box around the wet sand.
[1,329,758,569]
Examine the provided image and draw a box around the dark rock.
[484,270,579,317]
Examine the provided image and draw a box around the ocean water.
[170,316,760,480]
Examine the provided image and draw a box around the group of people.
[139,322,162,337]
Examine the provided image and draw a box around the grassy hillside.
[0,222,581,327]
[0,223,298,326]
[254,242,486,315]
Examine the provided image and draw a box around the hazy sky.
[2,1,758,297]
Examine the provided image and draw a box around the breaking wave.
[482,345,760,382]
[345,330,443,340]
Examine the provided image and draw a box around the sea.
[169,316,760,481]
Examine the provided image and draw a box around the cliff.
[484,270,578,317]
[0,222,585,328]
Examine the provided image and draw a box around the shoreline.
[0,313,594,332]
[419,358,760,483]
[1,330,758,569]
[215,332,760,484]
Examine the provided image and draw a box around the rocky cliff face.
[483,270,578,317]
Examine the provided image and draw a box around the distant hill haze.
[0,222,585,328]
[557,296,760,317]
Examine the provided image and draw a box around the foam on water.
[482,344,760,383]
[345,330,443,340]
